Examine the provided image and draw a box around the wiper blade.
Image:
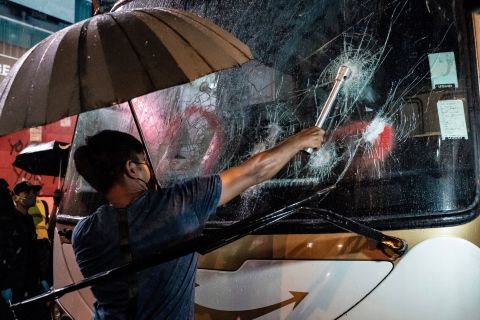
[199,184,338,254]
[301,207,407,257]
[11,184,407,310]
[11,185,336,308]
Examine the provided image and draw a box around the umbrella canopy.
[13,141,71,177]
[0,7,252,136]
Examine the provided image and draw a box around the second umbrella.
[13,140,71,177]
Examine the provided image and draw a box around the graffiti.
[8,138,24,155]
[155,105,222,176]
[129,79,225,185]
[5,137,46,189]
[12,166,45,186]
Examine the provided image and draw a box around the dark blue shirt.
[72,175,222,320]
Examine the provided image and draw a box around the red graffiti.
[331,120,394,171]
[166,106,221,174]
[8,138,24,154]
[6,138,45,188]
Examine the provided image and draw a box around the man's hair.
[74,130,144,194]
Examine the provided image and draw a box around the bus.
[51,0,480,319]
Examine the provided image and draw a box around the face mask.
[134,164,157,191]
[146,175,157,190]
[136,176,156,190]
[17,194,36,207]
[135,177,149,191]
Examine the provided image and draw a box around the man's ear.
[124,160,138,179]
[12,194,21,204]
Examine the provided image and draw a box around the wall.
[0,116,76,196]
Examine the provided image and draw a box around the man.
[72,127,324,319]
[28,193,50,240]
[27,187,53,285]
[1,181,51,320]
[0,178,17,319]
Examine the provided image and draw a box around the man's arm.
[218,127,325,206]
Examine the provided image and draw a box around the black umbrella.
[0,7,252,136]
[0,7,253,188]
[12,141,71,177]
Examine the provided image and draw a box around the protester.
[27,186,53,285]
[0,178,17,319]
[2,181,52,320]
[72,128,324,319]
[28,193,50,240]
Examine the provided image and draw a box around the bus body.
[52,1,480,319]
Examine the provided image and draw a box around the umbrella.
[0,7,252,186]
[12,140,71,177]
[0,7,252,136]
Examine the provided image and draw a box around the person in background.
[6,181,52,320]
[72,127,324,320]
[28,191,50,240]
[28,187,52,285]
[0,178,17,319]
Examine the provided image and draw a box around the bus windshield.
[61,0,479,232]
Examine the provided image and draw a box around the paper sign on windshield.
[428,52,458,89]
[437,99,468,140]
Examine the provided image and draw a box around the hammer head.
[335,65,352,82]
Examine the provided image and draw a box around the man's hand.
[285,127,325,151]
[219,127,326,206]
[53,189,63,206]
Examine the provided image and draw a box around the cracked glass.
[61,0,479,231]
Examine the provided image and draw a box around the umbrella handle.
[128,100,161,189]
[58,159,62,190]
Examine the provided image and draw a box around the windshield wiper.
[300,207,407,257]
[11,184,407,309]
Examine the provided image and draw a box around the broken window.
[61,0,479,231]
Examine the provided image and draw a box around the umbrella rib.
[0,72,14,114]
[29,36,59,127]
[110,0,135,12]
[107,13,157,89]
[138,9,216,71]
[77,19,91,110]
[0,44,36,134]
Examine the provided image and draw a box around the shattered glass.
[62,0,478,230]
